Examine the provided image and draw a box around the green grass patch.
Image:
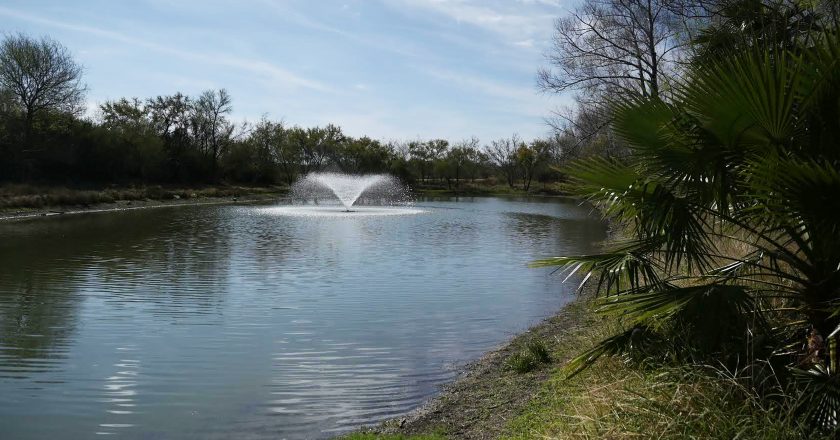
[525,339,551,363]
[506,351,539,373]
[507,338,552,373]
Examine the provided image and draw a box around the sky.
[0,0,576,142]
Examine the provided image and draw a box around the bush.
[525,339,551,364]
[508,352,539,373]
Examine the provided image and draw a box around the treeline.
[0,33,564,190]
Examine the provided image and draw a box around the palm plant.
[535,31,840,428]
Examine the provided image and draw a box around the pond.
[0,196,605,439]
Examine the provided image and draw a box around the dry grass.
[501,302,824,440]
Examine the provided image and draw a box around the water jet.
[264,172,420,217]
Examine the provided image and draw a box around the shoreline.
[0,191,287,221]
[348,298,592,440]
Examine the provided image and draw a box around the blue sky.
[0,0,575,142]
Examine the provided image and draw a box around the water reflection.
[0,197,606,439]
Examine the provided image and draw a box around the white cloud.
[382,0,562,47]
[0,5,331,92]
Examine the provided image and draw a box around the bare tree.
[0,33,86,145]
[538,0,687,102]
[487,135,523,189]
[547,99,625,159]
[191,89,233,179]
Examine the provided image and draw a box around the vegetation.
[507,339,552,373]
[533,0,840,435]
[0,184,281,211]
[503,301,831,440]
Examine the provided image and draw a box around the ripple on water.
[0,197,607,439]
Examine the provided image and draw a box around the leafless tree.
[191,89,233,178]
[547,99,625,160]
[538,0,688,102]
[0,33,86,144]
[487,135,523,189]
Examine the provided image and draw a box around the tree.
[340,136,395,173]
[518,139,552,191]
[191,89,233,180]
[538,0,687,102]
[535,32,840,429]
[146,92,192,180]
[0,33,85,176]
[409,139,448,183]
[295,124,343,173]
[98,97,166,181]
[487,135,522,189]
[249,118,295,184]
[447,137,480,189]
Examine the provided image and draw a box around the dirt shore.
[357,299,591,439]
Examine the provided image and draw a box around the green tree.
[518,139,552,191]
[447,137,480,189]
[409,139,448,183]
[98,97,166,181]
[340,136,395,173]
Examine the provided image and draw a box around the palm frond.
[531,237,664,294]
[792,365,840,431]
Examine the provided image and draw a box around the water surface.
[0,196,605,439]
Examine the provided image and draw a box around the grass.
[507,339,552,373]
[502,362,824,439]
[500,301,828,440]
[0,183,287,210]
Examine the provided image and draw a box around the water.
[0,196,606,439]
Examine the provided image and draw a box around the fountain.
[299,172,390,211]
[255,172,423,217]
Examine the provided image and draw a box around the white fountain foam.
[307,172,387,210]
[278,172,418,217]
